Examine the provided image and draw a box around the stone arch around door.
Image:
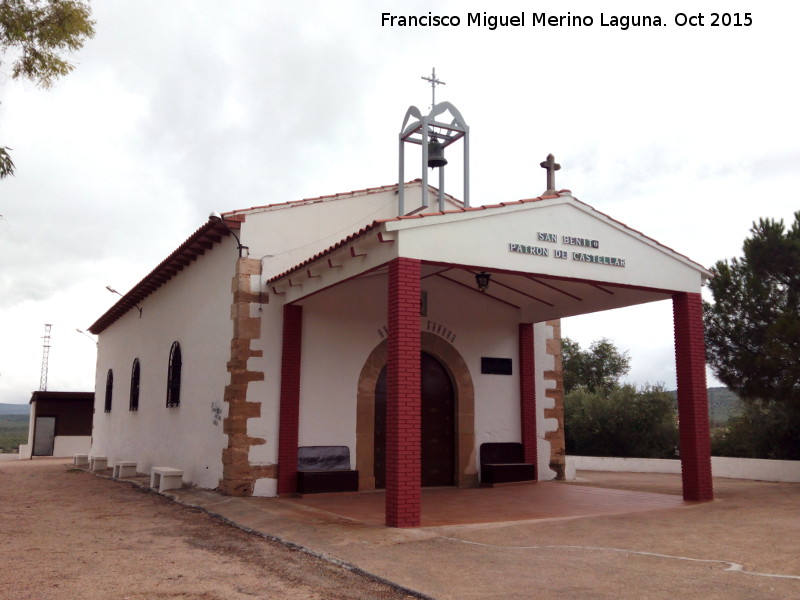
[355,332,478,491]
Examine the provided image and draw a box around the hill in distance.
[706,387,743,425]
[0,403,30,416]
[667,386,742,426]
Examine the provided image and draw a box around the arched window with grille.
[129,358,140,411]
[166,342,182,408]
[104,369,114,413]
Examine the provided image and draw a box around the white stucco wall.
[238,188,710,495]
[17,444,31,459]
[242,188,452,491]
[241,189,402,281]
[91,236,236,489]
[246,266,554,493]
[425,276,520,450]
[90,187,578,495]
[295,277,386,456]
[21,400,36,458]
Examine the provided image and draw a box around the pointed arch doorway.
[356,332,478,491]
[374,352,456,488]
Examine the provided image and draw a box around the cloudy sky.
[1,1,798,403]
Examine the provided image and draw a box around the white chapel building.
[88,103,714,528]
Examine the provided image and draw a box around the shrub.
[711,401,800,460]
[565,384,679,458]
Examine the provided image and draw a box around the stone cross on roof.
[540,153,561,194]
[421,67,445,108]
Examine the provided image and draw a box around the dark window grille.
[104,369,113,413]
[166,342,182,408]
[129,358,140,411]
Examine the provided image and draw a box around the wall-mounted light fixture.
[475,271,491,293]
[106,285,142,317]
[75,328,98,346]
[209,212,248,257]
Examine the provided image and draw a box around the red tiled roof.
[87,180,453,335]
[88,217,242,334]
[224,179,462,218]
[374,193,560,223]
[91,185,710,334]
[267,222,384,283]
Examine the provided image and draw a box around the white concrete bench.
[112,461,138,479]
[89,456,108,471]
[150,467,183,493]
[73,454,89,467]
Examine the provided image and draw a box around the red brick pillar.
[673,292,713,501]
[386,257,422,527]
[519,323,538,473]
[277,304,303,495]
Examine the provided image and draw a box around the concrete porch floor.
[288,481,689,527]
[112,469,690,529]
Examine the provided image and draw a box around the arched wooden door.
[374,352,456,488]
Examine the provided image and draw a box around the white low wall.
[711,456,800,483]
[568,455,800,483]
[17,444,32,460]
[15,438,90,459]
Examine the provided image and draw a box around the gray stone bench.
[73,454,89,467]
[89,456,107,471]
[112,461,138,479]
[150,466,184,493]
[297,446,359,494]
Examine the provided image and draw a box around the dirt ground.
[3,459,800,600]
[0,459,416,600]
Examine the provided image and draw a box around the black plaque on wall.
[481,357,513,375]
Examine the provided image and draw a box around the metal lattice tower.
[39,324,52,391]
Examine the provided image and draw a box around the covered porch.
[268,192,714,527]
[289,478,689,528]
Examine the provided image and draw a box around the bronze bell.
[427,138,448,168]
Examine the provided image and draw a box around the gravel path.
[0,459,416,600]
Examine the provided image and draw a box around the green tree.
[562,337,631,394]
[564,384,679,458]
[711,401,800,461]
[0,145,12,178]
[1,0,95,178]
[704,212,800,405]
